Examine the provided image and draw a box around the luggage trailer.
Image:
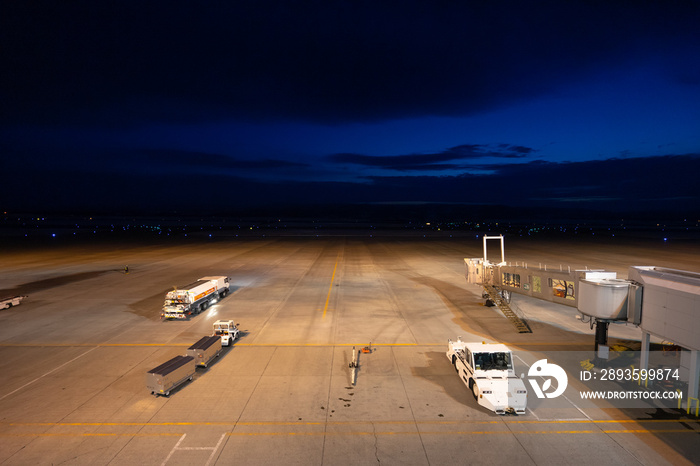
[146,355,195,397]
[186,335,223,368]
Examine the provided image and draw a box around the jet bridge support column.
[688,350,699,409]
[639,330,650,371]
[594,320,609,359]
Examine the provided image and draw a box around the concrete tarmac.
[0,236,698,465]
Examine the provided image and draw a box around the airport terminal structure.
[466,235,700,408]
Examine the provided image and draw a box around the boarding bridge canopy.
[628,266,700,352]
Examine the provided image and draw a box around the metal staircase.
[483,284,531,333]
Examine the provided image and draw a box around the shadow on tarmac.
[0,270,114,297]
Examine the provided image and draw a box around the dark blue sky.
[2,1,699,215]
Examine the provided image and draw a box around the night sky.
[2,1,700,217]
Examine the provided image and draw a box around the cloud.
[4,151,697,216]
[0,143,308,181]
[340,154,700,214]
[328,144,535,171]
[447,144,535,159]
[142,149,308,172]
[2,2,698,126]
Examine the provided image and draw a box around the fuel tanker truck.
[161,276,230,320]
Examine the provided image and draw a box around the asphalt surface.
[1,236,699,465]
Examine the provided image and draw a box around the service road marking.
[161,432,226,466]
[0,346,97,401]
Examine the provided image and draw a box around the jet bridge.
[577,266,700,403]
[465,235,700,408]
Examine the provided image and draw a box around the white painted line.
[526,407,540,420]
[514,354,592,421]
[161,433,186,466]
[0,346,97,401]
[204,433,226,466]
[561,393,593,421]
[161,432,226,466]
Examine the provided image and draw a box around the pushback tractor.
[447,337,527,414]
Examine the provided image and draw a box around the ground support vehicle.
[186,335,222,368]
[446,337,527,414]
[146,355,195,396]
[213,320,239,346]
[161,276,230,320]
[1,295,27,310]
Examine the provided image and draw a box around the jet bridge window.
[502,273,521,288]
[473,352,512,371]
[533,276,542,293]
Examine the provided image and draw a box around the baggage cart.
[146,355,195,396]
[186,335,222,368]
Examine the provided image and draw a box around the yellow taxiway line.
[2,419,696,438]
[0,342,592,348]
[322,253,340,320]
[3,419,697,427]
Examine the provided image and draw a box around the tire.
[452,355,458,371]
[165,391,170,396]
[471,381,478,399]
